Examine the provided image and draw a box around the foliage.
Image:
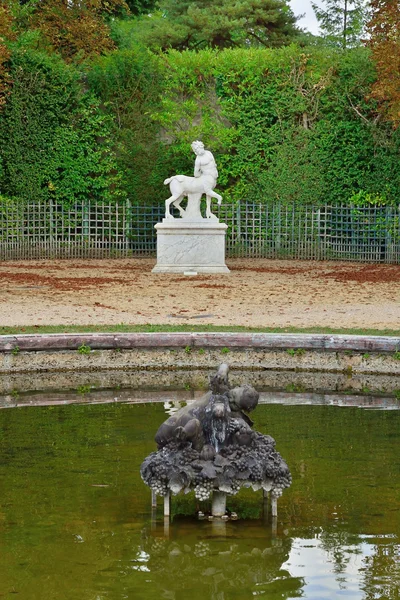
[3,32,400,208]
[348,190,387,207]
[311,0,369,49]
[87,47,165,203]
[0,3,15,108]
[124,0,157,16]
[27,0,130,62]
[0,48,124,206]
[249,128,326,205]
[286,348,305,356]
[140,46,400,206]
[45,96,126,206]
[128,0,300,51]
[0,48,79,202]
[367,0,400,126]
[77,343,91,354]
[0,194,24,240]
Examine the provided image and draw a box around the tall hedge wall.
[1,43,400,207]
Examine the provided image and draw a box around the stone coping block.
[0,332,399,353]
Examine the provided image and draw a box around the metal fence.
[1,199,399,263]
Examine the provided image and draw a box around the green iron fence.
[0,199,399,263]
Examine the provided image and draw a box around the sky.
[290,0,322,35]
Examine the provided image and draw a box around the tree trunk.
[343,0,348,49]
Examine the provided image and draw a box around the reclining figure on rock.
[164,141,222,220]
[154,363,259,455]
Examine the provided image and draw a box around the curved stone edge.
[0,332,399,352]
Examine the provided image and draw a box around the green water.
[0,399,399,599]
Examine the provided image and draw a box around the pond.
[0,389,399,599]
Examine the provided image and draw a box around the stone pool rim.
[1,333,400,377]
[0,332,399,352]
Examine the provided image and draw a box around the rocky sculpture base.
[152,219,230,274]
[141,434,290,514]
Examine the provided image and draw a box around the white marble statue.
[153,141,229,273]
[164,141,223,220]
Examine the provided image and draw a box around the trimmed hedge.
[1,43,400,207]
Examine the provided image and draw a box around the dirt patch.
[0,271,129,291]
[93,302,116,310]
[322,264,400,284]
[0,257,399,329]
[195,284,233,289]
[233,266,306,275]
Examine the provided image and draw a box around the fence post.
[316,207,320,260]
[236,202,241,250]
[83,200,90,239]
[125,199,131,251]
[49,199,55,244]
[276,203,281,251]
[385,205,392,263]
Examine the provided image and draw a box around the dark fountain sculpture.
[141,364,292,520]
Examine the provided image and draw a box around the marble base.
[152,218,230,274]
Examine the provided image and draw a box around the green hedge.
[1,43,400,207]
[88,44,400,206]
[0,48,125,206]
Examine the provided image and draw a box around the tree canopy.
[124,0,157,16]
[0,4,14,107]
[368,0,400,126]
[129,0,300,51]
[30,0,131,61]
[311,0,369,49]
[1,0,131,63]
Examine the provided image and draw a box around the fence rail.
[1,200,399,263]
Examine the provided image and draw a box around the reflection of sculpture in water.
[141,364,292,516]
[164,141,223,220]
[137,527,304,600]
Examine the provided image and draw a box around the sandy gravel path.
[0,258,399,329]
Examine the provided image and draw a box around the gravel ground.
[0,258,399,329]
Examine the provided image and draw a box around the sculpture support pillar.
[271,496,278,518]
[151,507,157,530]
[212,491,227,517]
[164,492,170,517]
[211,520,227,535]
[263,489,269,522]
[164,516,170,537]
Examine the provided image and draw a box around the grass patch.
[0,324,399,336]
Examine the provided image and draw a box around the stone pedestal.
[152,218,230,274]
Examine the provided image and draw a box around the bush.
[0,49,79,202]
[122,45,400,206]
[0,48,124,206]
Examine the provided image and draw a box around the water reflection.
[283,533,400,600]
[107,520,400,600]
[132,520,304,600]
